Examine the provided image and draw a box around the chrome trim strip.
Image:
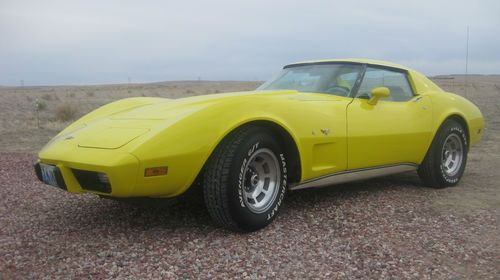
[290,163,418,191]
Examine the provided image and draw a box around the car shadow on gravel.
[56,197,214,232]
[45,172,425,233]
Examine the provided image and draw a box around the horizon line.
[1,74,499,88]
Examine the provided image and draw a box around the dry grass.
[54,103,79,121]
[41,94,52,101]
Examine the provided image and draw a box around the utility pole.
[465,25,469,97]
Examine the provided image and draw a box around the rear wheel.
[203,126,288,232]
[418,119,468,188]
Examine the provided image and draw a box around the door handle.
[413,96,423,102]
[413,96,428,109]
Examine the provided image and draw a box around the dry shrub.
[86,91,95,97]
[185,89,195,94]
[36,100,47,111]
[55,103,79,121]
[42,93,53,101]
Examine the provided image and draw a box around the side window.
[338,72,358,89]
[269,70,321,92]
[322,65,362,96]
[357,67,414,101]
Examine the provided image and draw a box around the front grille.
[72,169,111,193]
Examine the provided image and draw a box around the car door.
[346,66,433,170]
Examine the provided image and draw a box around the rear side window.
[357,67,414,102]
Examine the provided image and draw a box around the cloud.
[1,0,499,85]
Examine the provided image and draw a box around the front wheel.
[418,119,468,188]
[203,126,288,232]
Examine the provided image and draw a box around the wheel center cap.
[250,174,259,187]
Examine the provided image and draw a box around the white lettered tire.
[203,126,288,232]
[418,119,468,188]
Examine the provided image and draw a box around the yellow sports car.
[35,59,484,231]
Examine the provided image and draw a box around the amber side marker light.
[144,167,168,177]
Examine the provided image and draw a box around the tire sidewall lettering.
[235,140,287,221]
[267,153,287,221]
[237,142,261,209]
[237,157,248,208]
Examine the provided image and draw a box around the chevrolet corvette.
[35,59,484,231]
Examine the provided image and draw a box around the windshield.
[257,63,363,97]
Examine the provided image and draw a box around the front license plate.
[40,164,59,187]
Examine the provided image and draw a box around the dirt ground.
[0,77,499,278]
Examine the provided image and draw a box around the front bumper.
[36,147,203,198]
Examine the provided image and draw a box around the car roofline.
[284,59,412,72]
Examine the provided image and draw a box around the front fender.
[128,99,302,197]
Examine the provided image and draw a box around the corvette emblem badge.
[320,129,331,135]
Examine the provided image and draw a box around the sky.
[1,0,499,86]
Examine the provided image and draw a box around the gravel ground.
[0,152,498,279]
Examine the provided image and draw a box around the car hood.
[109,90,301,120]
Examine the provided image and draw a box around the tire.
[418,119,468,188]
[203,126,288,232]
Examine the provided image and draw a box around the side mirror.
[368,87,390,105]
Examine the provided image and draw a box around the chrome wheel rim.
[242,148,281,214]
[441,134,464,176]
